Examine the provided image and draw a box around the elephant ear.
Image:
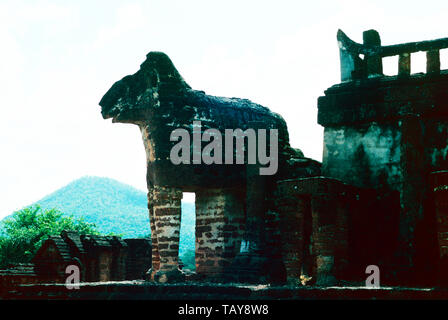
[140,51,191,93]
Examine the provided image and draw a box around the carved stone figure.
[99,52,319,282]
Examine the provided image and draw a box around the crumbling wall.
[318,65,448,286]
[272,176,403,286]
[430,170,448,285]
[0,232,151,286]
[124,239,152,280]
[322,123,402,189]
[274,177,351,285]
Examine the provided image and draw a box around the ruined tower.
[318,29,448,285]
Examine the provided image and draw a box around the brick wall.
[124,239,152,280]
[274,177,355,285]
[431,170,448,284]
[195,189,245,279]
[273,176,406,286]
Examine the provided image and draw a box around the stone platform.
[1,281,447,300]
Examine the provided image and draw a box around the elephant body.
[99,52,320,282]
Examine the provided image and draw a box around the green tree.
[0,205,99,268]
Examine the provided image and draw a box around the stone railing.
[337,29,448,81]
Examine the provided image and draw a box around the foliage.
[27,176,196,256]
[0,205,98,268]
[0,176,197,268]
[32,176,151,238]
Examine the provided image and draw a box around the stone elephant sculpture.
[99,52,320,282]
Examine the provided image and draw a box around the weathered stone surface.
[319,30,448,286]
[99,52,320,283]
[337,29,448,81]
[124,238,152,280]
[0,231,151,287]
[99,52,295,189]
[273,174,409,286]
[273,177,351,286]
[92,30,448,288]
[5,281,448,300]
[195,188,244,278]
[148,186,184,281]
[430,170,448,285]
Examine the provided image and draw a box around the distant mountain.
[8,176,195,255]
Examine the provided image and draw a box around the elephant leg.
[244,169,268,253]
[240,120,272,255]
[147,187,160,277]
[195,188,245,279]
[229,163,274,283]
[149,185,184,283]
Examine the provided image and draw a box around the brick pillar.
[307,178,350,286]
[363,29,383,77]
[275,177,350,286]
[109,237,128,281]
[311,194,344,286]
[275,180,307,283]
[125,239,152,280]
[195,189,245,279]
[431,170,448,285]
[98,250,113,282]
[149,186,184,282]
[147,188,160,275]
[335,193,350,281]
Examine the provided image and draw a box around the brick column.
[147,188,160,275]
[150,186,184,282]
[275,180,308,283]
[124,239,152,280]
[275,177,350,286]
[195,189,245,279]
[98,250,113,282]
[431,170,448,285]
[109,237,128,281]
[312,194,339,286]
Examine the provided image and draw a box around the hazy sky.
[1,0,448,219]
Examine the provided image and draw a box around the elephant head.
[99,52,190,124]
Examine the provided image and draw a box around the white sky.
[1,0,448,219]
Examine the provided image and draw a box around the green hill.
[7,176,195,256]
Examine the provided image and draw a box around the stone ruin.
[0,231,151,287]
[97,29,448,287]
